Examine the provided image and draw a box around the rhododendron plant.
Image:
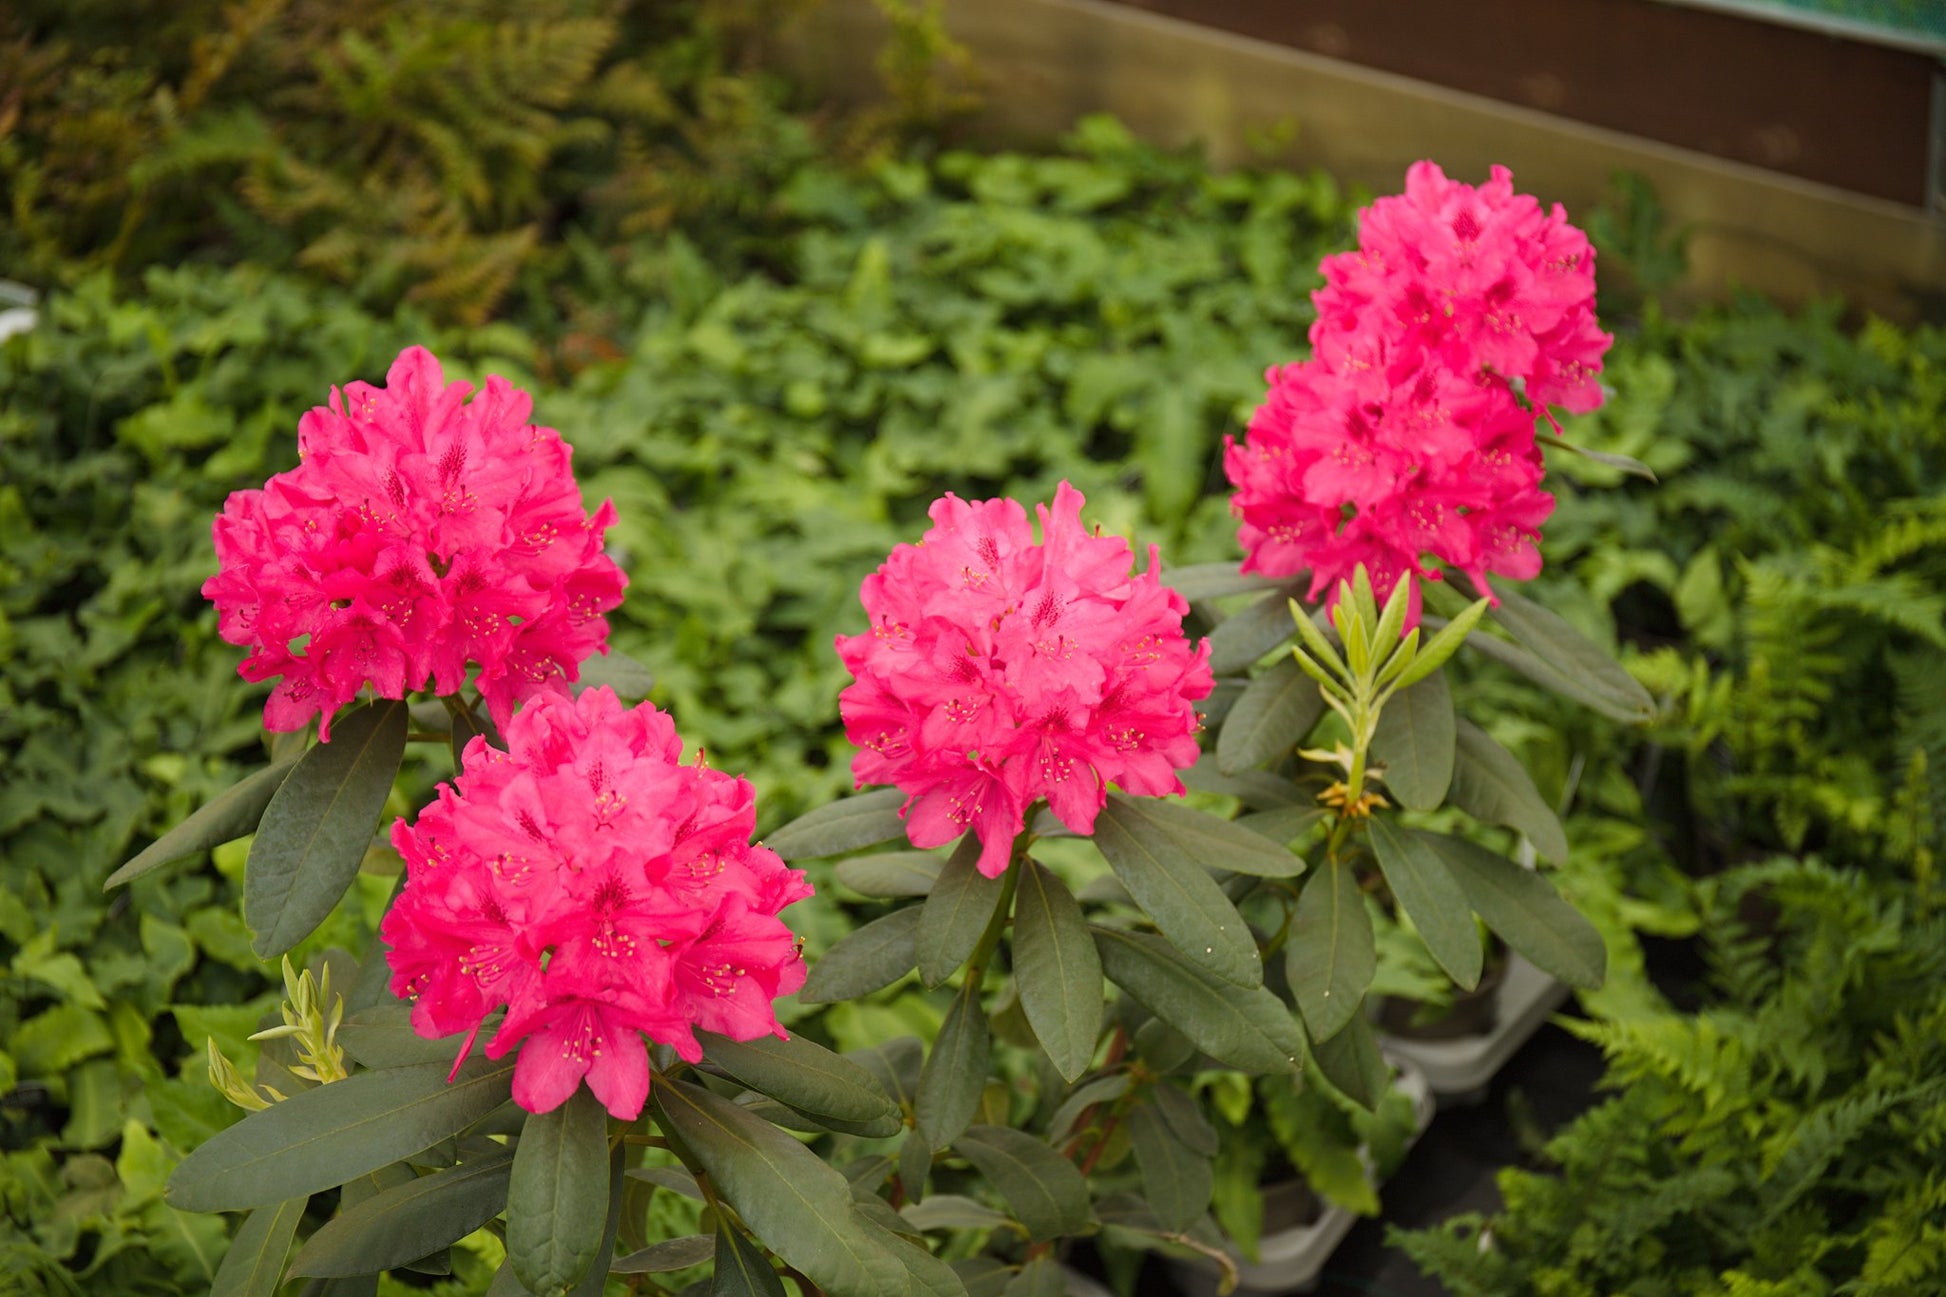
[835,482,1213,877]
[383,686,811,1119]
[203,345,626,738]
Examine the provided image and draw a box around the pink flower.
[382,687,811,1119]
[837,483,1213,877]
[203,346,626,739]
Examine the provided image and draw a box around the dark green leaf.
[1478,591,1655,724]
[953,1126,1091,1242]
[1046,1075,1130,1144]
[1417,832,1605,989]
[1013,858,1102,1082]
[916,980,989,1150]
[1367,818,1483,989]
[1126,1100,1212,1232]
[799,906,920,1003]
[1161,562,1284,602]
[246,699,408,958]
[508,1088,610,1297]
[1180,759,1302,809]
[899,1194,1019,1233]
[767,789,908,861]
[338,1004,484,1071]
[1310,1014,1389,1112]
[1094,797,1262,987]
[1236,804,1329,846]
[651,1078,906,1294]
[611,1235,715,1275]
[1207,585,1305,674]
[625,1165,701,1200]
[875,1223,970,1297]
[952,1257,1013,1297]
[835,851,945,898]
[1092,928,1301,1074]
[1371,671,1455,811]
[1217,656,1327,774]
[708,1224,785,1297]
[107,757,299,890]
[1110,794,1304,880]
[1448,719,1569,863]
[918,835,1004,987]
[1149,1082,1218,1157]
[291,1148,514,1278]
[1003,1257,1066,1297]
[567,1144,625,1297]
[698,1030,901,1138]
[167,1057,516,1212]
[847,1036,924,1111]
[1285,857,1375,1042]
[211,1196,305,1297]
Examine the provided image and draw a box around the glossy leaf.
[916,980,989,1151]
[246,699,408,958]
[918,835,1003,987]
[507,1088,610,1297]
[211,1196,305,1297]
[106,757,298,890]
[1216,656,1326,774]
[1370,670,1455,811]
[708,1224,785,1297]
[1478,590,1656,723]
[1207,585,1304,674]
[1012,858,1102,1082]
[798,906,920,1003]
[953,1126,1091,1241]
[1448,719,1569,863]
[1126,1100,1212,1232]
[835,851,945,898]
[1418,831,1606,989]
[167,1057,516,1212]
[1094,797,1262,987]
[1285,857,1375,1042]
[766,788,908,861]
[1093,927,1301,1074]
[291,1148,514,1278]
[698,1030,901,1138]
[611,1235,715,1275]
[1367,817,1483,989]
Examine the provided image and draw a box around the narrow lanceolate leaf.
[290,1148,514,1278]
[916,980,990,1150]
[611,1235,716,1275]
[1207,585,1306,674]
[900,1194,1021,1234]
[1448,719,1570,863]
[650,1078,905,1294]
[1160,562,1284,603]
[1094,797,1262,987]
[1419,832,1606,989]
[1367,818,1483,990]
[107,757,299,890]
[1537,433,1658,481]
[1093,928,1301,1074]
[210,1196,306,1297]
[766,788,909,861]
[798,906,920,1003]
[1217,656,1328,775]
[569,1144,625,1297]
[1286,857,1375,1042]
[167,1057,516,1212]
[1392,598,1488,692]
[1370,671,1455,811]
[1480,590,1656,724]
[507,1089,610,1297]
[835,851,945,898]
[954,1126,1091,1242]
[1126,1101,1213,1232]
[708,1224,786,1297]
[697,1030,901,1138]
[1012,858,1102,1082]
[918,835,1004,987]
[246,699,408,958]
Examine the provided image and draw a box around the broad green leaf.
[1216,656,1327,774]
[916,980,989,1150]
[766,788,908,861]
[246,699,408,958]
[338,1004,484,1071]
[290,1148,514,1278]
[698,1030,901,1137]
[211,1196,305,1297]
[1012,858,1102,1082]
[1236,804,1328,847]
[1370,671,1455,811]
[1417,832,1605,988]
[1004,1257,1066,1297]
[1149,1082,1218,1157]
[1310,1015,1388,1113]
[1285,857,1375,1042]
[568,1143,625,1297]
[1448,719,1569,863]
[952,1257,1013,1297]
[1207,585,1305,674]
[918,835,1003,987]
[1046,1075,1130,1144]
[876,1222,971,1297]
[571,648,655,701]
[953,1126,1091,1241]
[1094,797,1262,987]
[1478,590,1655,723]
[835,851,945,898]
[508,1089,610,1297]
[798,906,920,1003]
[1180,758,1303,809]
[651,1078,905,1294]
[847,1036,923,1112]
[611,1235,715,1274]
[166,1057,515,1212]
[1109,794,1304,879]
[900,1194,1021,1233]
[106,757,299,890]
[625,1165,702,1200]
[1367,818,1483,989]
[1092,928,1301,1074]
[708,1224,785,1296]
[1126,1100,1212,1232]
[1161,562,1283,602]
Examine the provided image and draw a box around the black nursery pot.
[1378,951,1509,1041]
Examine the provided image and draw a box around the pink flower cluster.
[837,483,1213,878]
[383,687,812,1119]
[1225,162,1611,626]
[203,346,626,739]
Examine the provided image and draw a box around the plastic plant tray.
[1376,951,1572,1104]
